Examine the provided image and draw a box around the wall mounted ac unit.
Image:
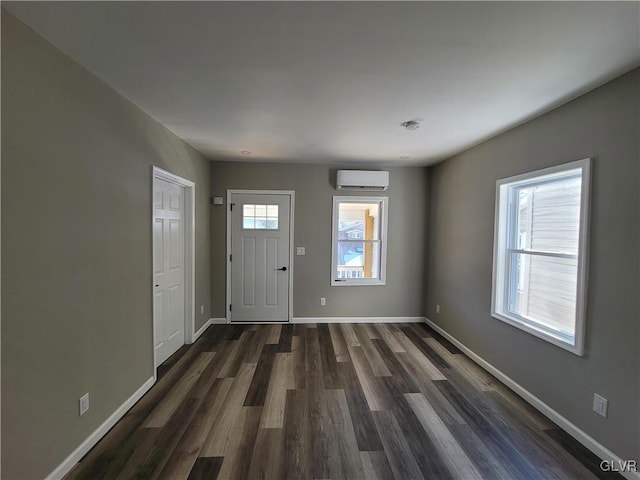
[336,170,389,191]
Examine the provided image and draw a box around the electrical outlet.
[436,304,441,314]
[79,393,90,416]
[200,304,204,314]
[320,297,326,306]
[593,393,608,418]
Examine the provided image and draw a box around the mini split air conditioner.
[336,170,389,191]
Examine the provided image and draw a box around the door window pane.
[242,204,279,230]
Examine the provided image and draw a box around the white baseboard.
[45,376,155,480]
[424,317,640,480]
[293,316,425,324]
[193,318,229,342]
[192,319,212,342]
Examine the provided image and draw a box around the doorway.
[152,167,195,369]
[227,190,294,323]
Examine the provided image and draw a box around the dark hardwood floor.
[65,323,620,480]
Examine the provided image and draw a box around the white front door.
[230,192,292,322]
[153,177,185,365]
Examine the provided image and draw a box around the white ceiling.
[5,1,639,166]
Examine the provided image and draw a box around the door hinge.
[230,254,232,262]
[229,304,232,312]
[230,203,235,211]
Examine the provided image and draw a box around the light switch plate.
[79,393,90,416]
[593,393,608,417]
[296,247,306,256]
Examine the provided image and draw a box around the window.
[492,159,591,355]
[331,196,388,286]
[243,204,279,230]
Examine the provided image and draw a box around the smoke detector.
[401,120,421,131]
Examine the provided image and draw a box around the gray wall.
[1,12,211,479]
[210,162,428,319]
[426,68,639,460]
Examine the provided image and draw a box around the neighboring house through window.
[332,196,388,285]
[491,158,591,355]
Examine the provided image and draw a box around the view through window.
[332,197,388,285]
[492,159,590,355]
[242,204,279,230]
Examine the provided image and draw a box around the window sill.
[331,279,386,287]
[491,310,583,356]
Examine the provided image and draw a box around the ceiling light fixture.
[399,155,410,160]
[240,150,251,155]
[401,120,421,131]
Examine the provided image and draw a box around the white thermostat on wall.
[212,196,224,205]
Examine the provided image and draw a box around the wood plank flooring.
[65,323,621,480]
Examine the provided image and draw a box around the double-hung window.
[492,159,591,355]
[331,196,388,286]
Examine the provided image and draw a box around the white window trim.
[491,158,591,356]
[331,196,389,286]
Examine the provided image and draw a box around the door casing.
[226,189,295,324]
[151,166,195,375]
